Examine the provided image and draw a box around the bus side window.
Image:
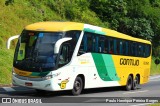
[95,35,99,52]
[113,39,117,54]
[148,45,150,57]
[134,43,138,56]
[78,33,87,55]
[125,41,129,55]
[109,38,113,54]
[79,32,99,54]
[142,44,146,57]
[87,33,98,53]
[104,38,108,53]
[138,43,142,57]
[144,45,147,57]
[145,45,150,57]
[128,41,132,56]
[132,42,136,56]
[141,44,145,57]
[99,36,105,53]
[65,31,80,57]
[131,42,134,56]
[87,34,92,52]
[115,39,120,55]
[120,40,123,55]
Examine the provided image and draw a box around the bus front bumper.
[12,74,59,91]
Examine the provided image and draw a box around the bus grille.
[14,75,46,81]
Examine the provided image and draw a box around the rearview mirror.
[54,37,72,54]
[7,35,20,49]
[155,59,160,65]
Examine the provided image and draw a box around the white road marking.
[2,87,16,92]
[149,79,160,82]
[123,90,149,94]
[149,76,160,80]
[149,75,160,82]
[130,103,153,106]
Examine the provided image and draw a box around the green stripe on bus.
[92,53,120,81]
[31,71,50,77]
[84,28,105,35]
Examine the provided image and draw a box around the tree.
[5,0,14,6]
[153,46,160,58]
[149,0,160,7]
[90,0,127,23]
[118,18,154,40]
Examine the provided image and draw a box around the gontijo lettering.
[120,58,139,66]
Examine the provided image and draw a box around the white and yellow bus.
[11,22,151,95]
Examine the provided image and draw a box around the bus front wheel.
[125,75,132,91]
[72,77,83,95]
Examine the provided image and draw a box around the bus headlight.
[44,75,53,80]
[12,72,16,75]
[12,68,16,75]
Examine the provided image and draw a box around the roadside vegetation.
[149,103,160,106]
[0,0,160,84]
[151,57,160,75]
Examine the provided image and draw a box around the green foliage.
[151,57,160,75]
[46,0,104,26]
[90,0,127,21]
[2,0,160,44]
[5,0,14,6]
[153,46,160,58]
[150,0,160,7]
[149,103,160,106]
[90,0,160,42]
[119,18,154,40]
[0,48,14,84]
[125,0,150,18]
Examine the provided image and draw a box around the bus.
[11,22,151,95]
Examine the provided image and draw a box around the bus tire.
[132,76,139,90]
[125,75,132,91]
[72,77,83,96]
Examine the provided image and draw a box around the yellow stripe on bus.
[14,67,32,77]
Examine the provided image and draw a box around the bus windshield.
[13,30,63,72]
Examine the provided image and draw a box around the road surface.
[0,75,160,106]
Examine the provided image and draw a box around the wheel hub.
[75,81,80,91]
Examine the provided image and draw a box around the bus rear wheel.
[72,77,83,95]
[132,76,139,90]
[125,75,132,91]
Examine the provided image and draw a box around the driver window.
[58,44,70,67]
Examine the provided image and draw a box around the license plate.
[25,82,32,86]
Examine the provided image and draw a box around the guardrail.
[7,35,19,49]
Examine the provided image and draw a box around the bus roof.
[25,22,84,32]
[25,22,151,44]
[102,28,151,44]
